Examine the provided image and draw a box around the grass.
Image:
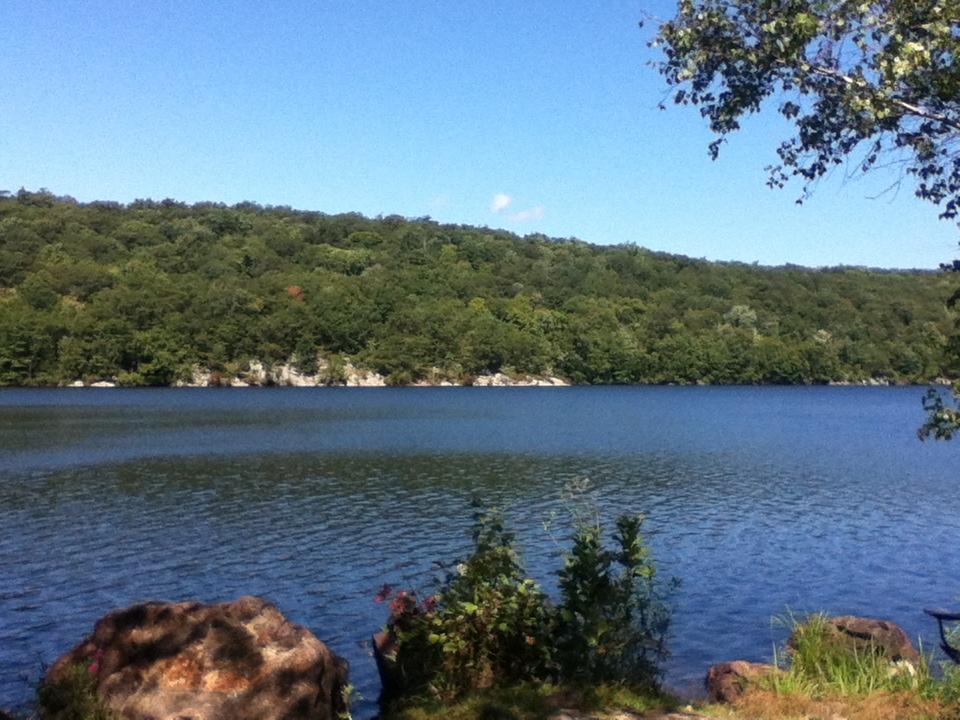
[765,613,931,697]
[704,688,949,720]
[699,613,960,720]
[36,663,115,720]
[379,682,676,720]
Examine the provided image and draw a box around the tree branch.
[811,65,960,133]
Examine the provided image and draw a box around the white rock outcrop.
[188,366,212,387]
[473,373,569,387]
[246,360,271,386]
[272,363,319,387]
[472,373,511,387]
[170,359,568,388]
[343,362,386,387]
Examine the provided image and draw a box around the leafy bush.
[555,512,673,686]
[378,508,555,699]
[378,493,674,703]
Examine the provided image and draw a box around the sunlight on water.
[0,387,957,716]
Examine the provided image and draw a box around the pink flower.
[390,590,416,614]
[88,648,104,675]
[374,584,393,604]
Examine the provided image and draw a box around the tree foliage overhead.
[652,1,960,436]
[653,0,960,217]
[0,188,954,387]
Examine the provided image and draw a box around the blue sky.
[1,0,957,269]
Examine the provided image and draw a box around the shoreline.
[4,377,955,389]
[3,358,956,390]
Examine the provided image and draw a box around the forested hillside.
[0,189,956,386]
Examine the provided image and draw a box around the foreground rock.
[705,660,779,703]
[791,615,921,664]
[44,596,348,720]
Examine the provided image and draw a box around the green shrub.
[555,512,673,686]
[386,369,415,386]
[381,508,555,699]
[378,493,673,703]
[37,663,114,720]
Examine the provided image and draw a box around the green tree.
[0,190,954,388]
[121,327,190,386]
[652,0,960,431]
[653,1,960,211]
[556,511,672,686]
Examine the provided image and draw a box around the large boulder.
[705,660,779,703]
[791,615,921,664]
[43,596,348,720]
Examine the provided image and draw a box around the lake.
[1,386,958,717]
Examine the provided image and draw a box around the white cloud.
[490,193,513,213]
[509,205,546,222]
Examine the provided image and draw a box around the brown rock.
[44,596,349,720]
[790,615,921,665]
[705,660,778,703]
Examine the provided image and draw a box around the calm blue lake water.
[1,387,958,717]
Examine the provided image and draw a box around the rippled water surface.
[1,387,958,716]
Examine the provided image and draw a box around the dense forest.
[0,188,956,386]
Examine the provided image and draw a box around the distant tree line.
[0,188,955,386]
